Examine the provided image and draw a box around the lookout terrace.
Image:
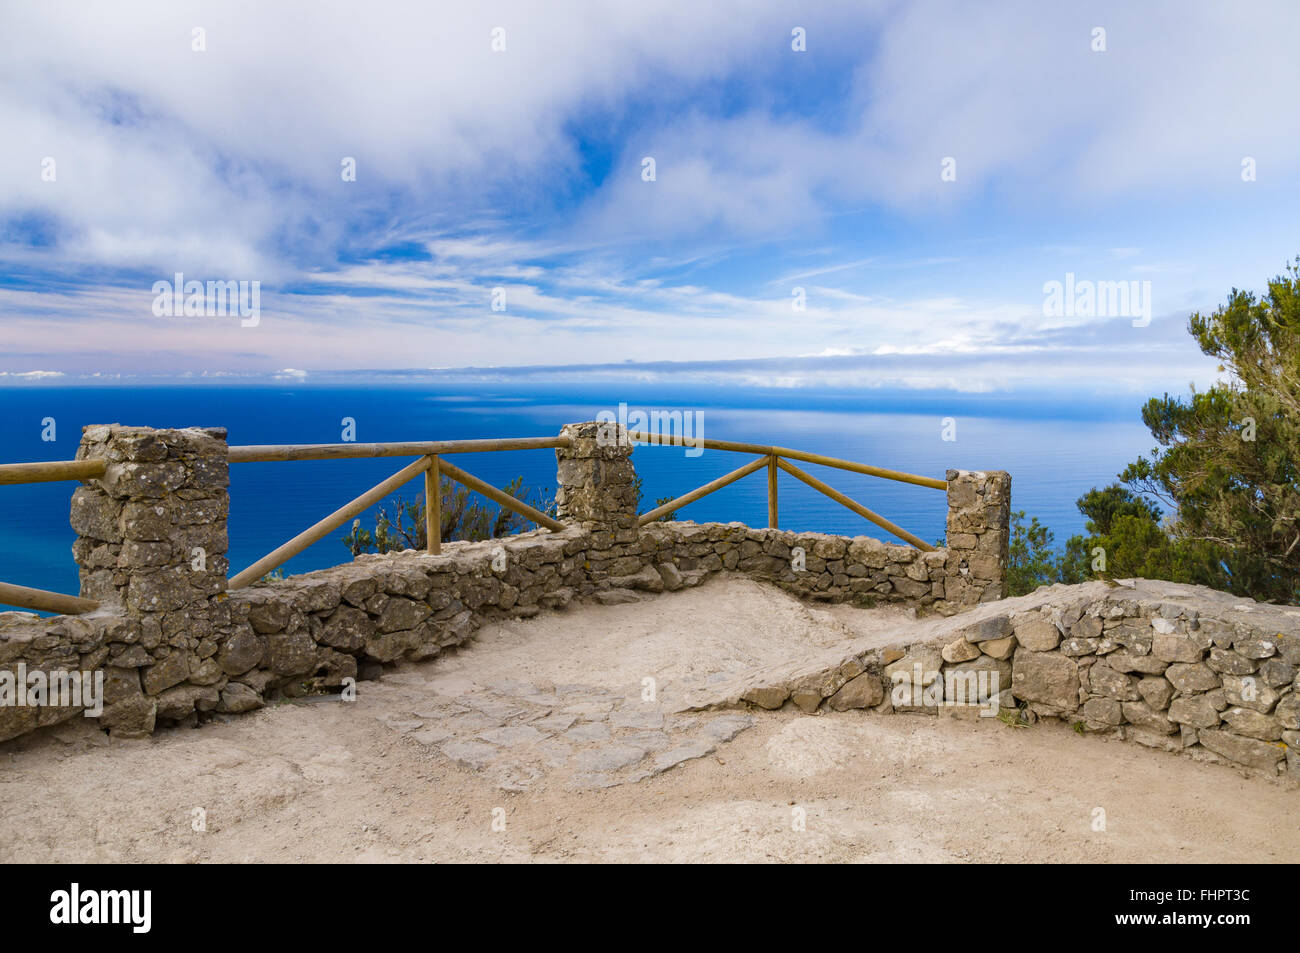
[0,421,1297,792]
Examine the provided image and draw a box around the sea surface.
[0,382,1158,610]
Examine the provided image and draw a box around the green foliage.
[1005,510,1064,596]
[1005,256,1300,604]
[341,473,555,555]
[632,472,676,521]
[1118,257,1300,602]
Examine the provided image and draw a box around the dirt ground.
[1,576,1296,864]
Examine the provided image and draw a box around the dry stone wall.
[0,421,1010,743]
[683,579,1300,782]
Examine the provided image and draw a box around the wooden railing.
[224,438,569,588]
[624,432,944,551]
[0,430,947,614]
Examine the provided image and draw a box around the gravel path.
[1,577,1295,863]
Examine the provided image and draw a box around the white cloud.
[0,0,1294,389]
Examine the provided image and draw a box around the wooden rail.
[228,456,435,589]
[0,581,99,615]
[433,457,565,533]
[227,435,570,463]
[638,456,769,524]
[0,427,950,611]
[226,453,565,589]
[623,432,947,491]
[626,430,940,548]
[775,458,935,551]
[0,459,106,485]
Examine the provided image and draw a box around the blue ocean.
[0,382,1157,610]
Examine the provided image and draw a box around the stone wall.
[943,469,1011,605]
[685,579,1300,782]
[0,421,1011,743]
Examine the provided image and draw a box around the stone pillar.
[555,421,638,530]
[72,425,230,611]
[944,469,1011,605]
[70,425,232,735]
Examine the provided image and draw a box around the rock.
[102,666,143,705]
[1121,701,1177,734]
[595,588,640,606]
[314,648,357,686]
[1068,615,1103,640]
[656,563,684,591]
[318,606,372,652]
[377,597,431,633]
[479,725,546,747]
[980,636,1016,660]
[1011,651,1079,711]
[1088,662,1138,700]
[1207,648,1257,675]
[291,581,342,613]
[652,740,716,774]
[943,656,1010,706]
[565,722,611,743]
[573,744,648,773]
[99,695,157,738]
[440,740,500,770]
[1197,729,1285,770]
[941,637,980,663]
[155,683,221,720]
[1136,676,1174,711]
[1276,694,1300,731]
[884,648,943,686]
[141,651,189,694]
[216,626,263,675]
[1165,662,1220,693]
[1013,616,1060,651]
[611,565,664,593]
[1285,732,1300,775]
[186,657,224,686]
[245,598,291,634]
[1260,659,1296,687]
[701,713,754,742]
[741,684,790,710]
[532,712,578,734]
[1081,697,1123,726]
[1060,636,1100,656]
[962,615,1014,644]
[1151,633,1202,664]
[267,627,318,676]
[1233,637,1276,660]
[610,709,665,731]
[109,645,151,668]
[340,576,377,607]
[234,669,276,694]
[218,682,264,713]
[1220,706,1283,741]
[828,673,885,710]
[1168,702,1221,742]
[1127,728,1182,752]
[789,690,823,713]
[1104,651,1168,675]
[1221,674,1281,713]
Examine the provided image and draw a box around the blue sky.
[2,0,1299,398]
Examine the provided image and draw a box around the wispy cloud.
[1,0,1296,394]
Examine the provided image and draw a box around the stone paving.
[365,671,755,791]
